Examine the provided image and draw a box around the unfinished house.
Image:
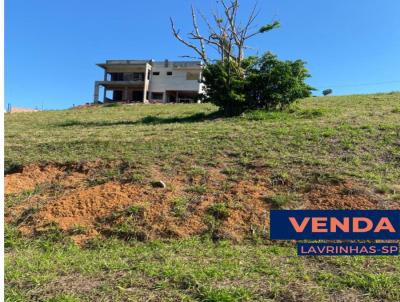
[93,60,204,104]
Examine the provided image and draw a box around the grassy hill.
[5,93,400,301]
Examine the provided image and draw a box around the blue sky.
[5,0,400,109]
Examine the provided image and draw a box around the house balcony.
[93,60,153,103]
[96,80,144,89]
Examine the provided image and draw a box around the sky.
[5,0,400,110]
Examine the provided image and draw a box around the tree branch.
[169,1,280,66]
[245,20,280,39]
[170,17,209,64]
[191,6,208,63]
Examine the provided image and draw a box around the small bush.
[202,60,247,115]
[202,52,314,115]
[246,53,314,111]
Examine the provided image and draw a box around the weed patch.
[264,193,297,208]
[207,203,230,220]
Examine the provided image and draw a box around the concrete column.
[123,87,128,101]
[103,87,107,102]
[143,63,151,103]
[93,82,100,103]
[143,68,148,103]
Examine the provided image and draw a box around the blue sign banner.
[297,242,399,256]
[270,210,400,240]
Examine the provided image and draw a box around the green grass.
[5,233,400,301]
[171,197,191,218]
[5,94,400,187]
[264,193,297,208]
[207,203,230,220]
[5,93,400,301]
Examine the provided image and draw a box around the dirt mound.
[5,162,394,244]
[38,183,137,228]
[304,181,386,209]
[5,165,66,194]
[18,180,270,244]
[4,160,114,194]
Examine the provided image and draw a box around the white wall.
[149,62,202,101]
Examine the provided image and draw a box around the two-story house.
[93,59,204,104]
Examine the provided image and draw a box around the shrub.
[246,52,314,110]
[202,60,247,116]
[202,52,314,115]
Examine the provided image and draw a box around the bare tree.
[170,0,280,65]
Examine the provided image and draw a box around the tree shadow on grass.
[56,111,224,128]
[139,111,222,124]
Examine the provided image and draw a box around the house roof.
[97,59,202,69]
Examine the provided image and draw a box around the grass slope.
[6,93,400,186]
[5,93,400,301]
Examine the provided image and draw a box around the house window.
[151,92,163,100]
[167,71,173,76]
[153,72,160,76]
[124,72,144,81]
[110,73,124,81]
[132,72,144,81]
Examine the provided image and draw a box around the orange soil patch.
[21,178,272,243]
[5,165,66,194]
[4,161,112,194]
[304,181,390,210]
[5,163,395,244]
